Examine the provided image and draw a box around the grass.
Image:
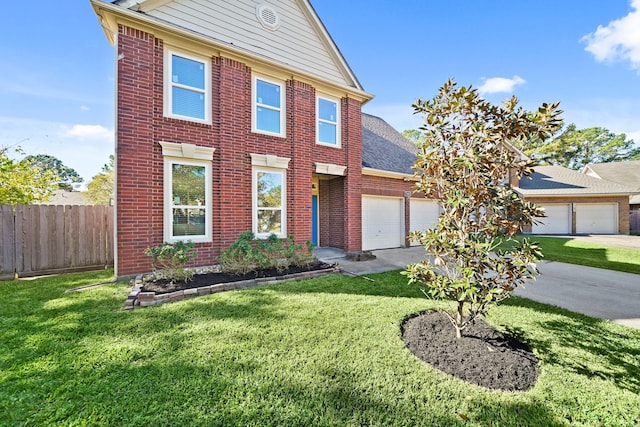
[1,269,639,426]
[503,236,640,275]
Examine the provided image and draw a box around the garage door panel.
[576,203,617,234]
[533,204,571,234]
[362,197,404,250]
[409,199,440,246]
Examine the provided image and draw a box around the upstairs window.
[165,50,210,123]
[317,95,340,147]
[253,75,285,137]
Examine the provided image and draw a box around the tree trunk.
[455,301,464,339]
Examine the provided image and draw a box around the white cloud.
[59,124,113,142]
[581,0,640,70]
[478,76,526,94]
[80,105,90,112]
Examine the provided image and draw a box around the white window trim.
[161,142,214,243]
[164,49,211,124]
[315,162,346,176]
[252,74,286,137]
[252,166,287,239]
[316,94,341,148]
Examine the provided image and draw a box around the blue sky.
[1,0,639,183]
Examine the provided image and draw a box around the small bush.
[286,237,316,269]
[144,241,197,283]
[218,231,259,275]
[218,232,316,275]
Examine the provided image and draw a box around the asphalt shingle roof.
[361,113,417,175]
[517,165,636,196]
[583,160,640,204]
[584,160,640,187]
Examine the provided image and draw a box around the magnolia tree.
[405,80,563,338]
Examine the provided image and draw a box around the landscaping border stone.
[125,267,339,309]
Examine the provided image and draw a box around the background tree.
[401,129,426,146]
[85,155,114,205]
[24,154,83,190]
[522,124,635,169]
[405,79,563,338]
[626,146,640,160]
[0,147,57,204]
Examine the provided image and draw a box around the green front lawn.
[505,236,640,275]
[1,270,639,426]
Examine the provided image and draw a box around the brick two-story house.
[92,0,637,279]
[92,0,380,277]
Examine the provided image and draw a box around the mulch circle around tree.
[141,261,332,295]
[402,311,538,392]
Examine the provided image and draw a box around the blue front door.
[312,195,318,246]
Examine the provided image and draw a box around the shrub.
[285,237,316,269]
[144,241,197,283]
[218,231,258,275]
[218,232,316,275]
[404,79,562,338]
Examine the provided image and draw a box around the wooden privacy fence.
[0,204,114,280]
[631,210,640,235]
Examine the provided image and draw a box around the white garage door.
[362,196,404,250]
[533,204,571,234]
[576,203,617,234]
[409,199,440,246]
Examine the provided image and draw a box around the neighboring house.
[583,160,640,209]
[92,0,377,277]
[516,165,636,235]
[582,160,640,233]
[37,190,88,206]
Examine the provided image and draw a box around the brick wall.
[362,175,413,197]
[116,27,157,276]
[114,25,363,276]
[318,178,345,249]
[288,80,314,245]
[341,98,363,253]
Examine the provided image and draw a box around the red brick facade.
[115,26,363,277]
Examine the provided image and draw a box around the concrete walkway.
[314,246,640,329]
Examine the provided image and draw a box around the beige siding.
[150,0,351,86]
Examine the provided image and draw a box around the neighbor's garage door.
[533,204,571,234]
[576,203,617,234]
[362,196,404,250]
[409,199,440,246]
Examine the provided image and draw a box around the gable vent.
[256,4,280,31]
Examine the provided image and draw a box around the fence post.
[0,205,16,279]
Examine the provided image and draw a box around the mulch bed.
[141,261,332,294]
[402,311,538,392]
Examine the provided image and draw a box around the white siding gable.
[143,0,359,89]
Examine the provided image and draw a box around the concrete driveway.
[514,261,640,328]
[316,245,640,329]
[541,234,640,250]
